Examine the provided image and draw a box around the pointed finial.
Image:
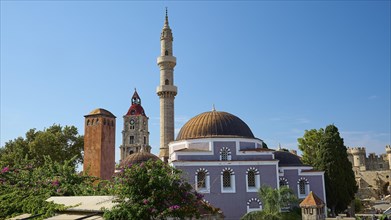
[134,88,137,92]
[212,104,216,111]
[277,143,281,151]
[164,7,169,27]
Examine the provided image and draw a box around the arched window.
[144,136,146,144]
[220,147,232,161]
[221,168,235,193]
[246,167,260,192]
[165,50,169,55]
[87,120,90,126]
[195,168,210,193]
[246,198,262,213]
[279,177,289,188]
[165,79,169,85]
[130,125,135,130]
[297,177,309,198]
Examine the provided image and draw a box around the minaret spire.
[157,9,177,162]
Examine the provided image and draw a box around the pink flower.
[52,179,60,186]
[169,205,180,211]
[143,199,149,205]
[1,167,9,173]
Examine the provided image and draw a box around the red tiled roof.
[299,191,325,208]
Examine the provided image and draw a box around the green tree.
[298,124,357,217]
[104,160,217,220]
[241,185,299,220]
[0,124,83,168]
[297,128,324,165]
[0,156,109,219]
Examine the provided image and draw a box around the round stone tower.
[157,9,177,162]
[348,147,366,168]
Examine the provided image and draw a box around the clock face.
[130,119,135,125]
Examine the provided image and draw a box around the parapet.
[386,145,391,153]
[347,147,366,155]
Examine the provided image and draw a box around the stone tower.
[120,90,151,162]
[386,145,391,170]
[83,108,116,180]
[300,191,326,220]
[157,9,177,162]
[347,147,366,170]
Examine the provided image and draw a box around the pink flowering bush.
[0,156,110,219]
[104,160,215,220]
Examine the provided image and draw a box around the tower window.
[165,79,169,85]
[130,125,135,130]
[103,119,106,125]
[129,136,134,144]
[165,50,168,55]
[144,136,146,144]
[87,120,90,126]
[197,171,206,188]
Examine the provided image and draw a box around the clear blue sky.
[1,1,390,163]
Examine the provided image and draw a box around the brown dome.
[176,111,255,141]
[86,108,115,118]
[120,152,159,167]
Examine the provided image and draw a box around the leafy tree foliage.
[104,160,217,220]
[297,128,324,165]
[0,124,83,168]
[297,124,357,216]
[241,185,299,220]
[0,157,109,219]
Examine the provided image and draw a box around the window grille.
[221,149,229,161]
[299,180,306,194]
[129,136,134,144]
[197,171,206,188]
[223,171,231,187]
[247,170,255,187]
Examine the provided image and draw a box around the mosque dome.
[176,110,255,141]
[87,108,115,118]
[274,151,303,166]
[120,152,159,167]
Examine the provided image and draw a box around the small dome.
[176,111,255,141]
[120,152,159,167]
[87,108,115,118]
[274,151,302,166]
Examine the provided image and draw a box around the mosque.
[82,11,327,220]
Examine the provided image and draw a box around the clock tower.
[120,90,151,162]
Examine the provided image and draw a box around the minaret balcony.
[156,85,177,94]
[157,56,176,65]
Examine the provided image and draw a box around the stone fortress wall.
[347,145,391,199]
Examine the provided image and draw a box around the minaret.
[120,89,151,162]
[157,8,177,162]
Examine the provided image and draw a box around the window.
[221,168,235,193]
[87,120,90,126]
[165,50,168,55]
[197,171,206,188]
[129,136,134,144]
[297,178,309,198]
[220,147,231,161]
[165,79,169,85]
[246,167,260,192]
[279,177,289,188]
[144,136,146,144]
[246,198,262,213]
[130,125,135,129]
[223,171,231,187]
[247,171,255,187]
[195,168,209,193]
